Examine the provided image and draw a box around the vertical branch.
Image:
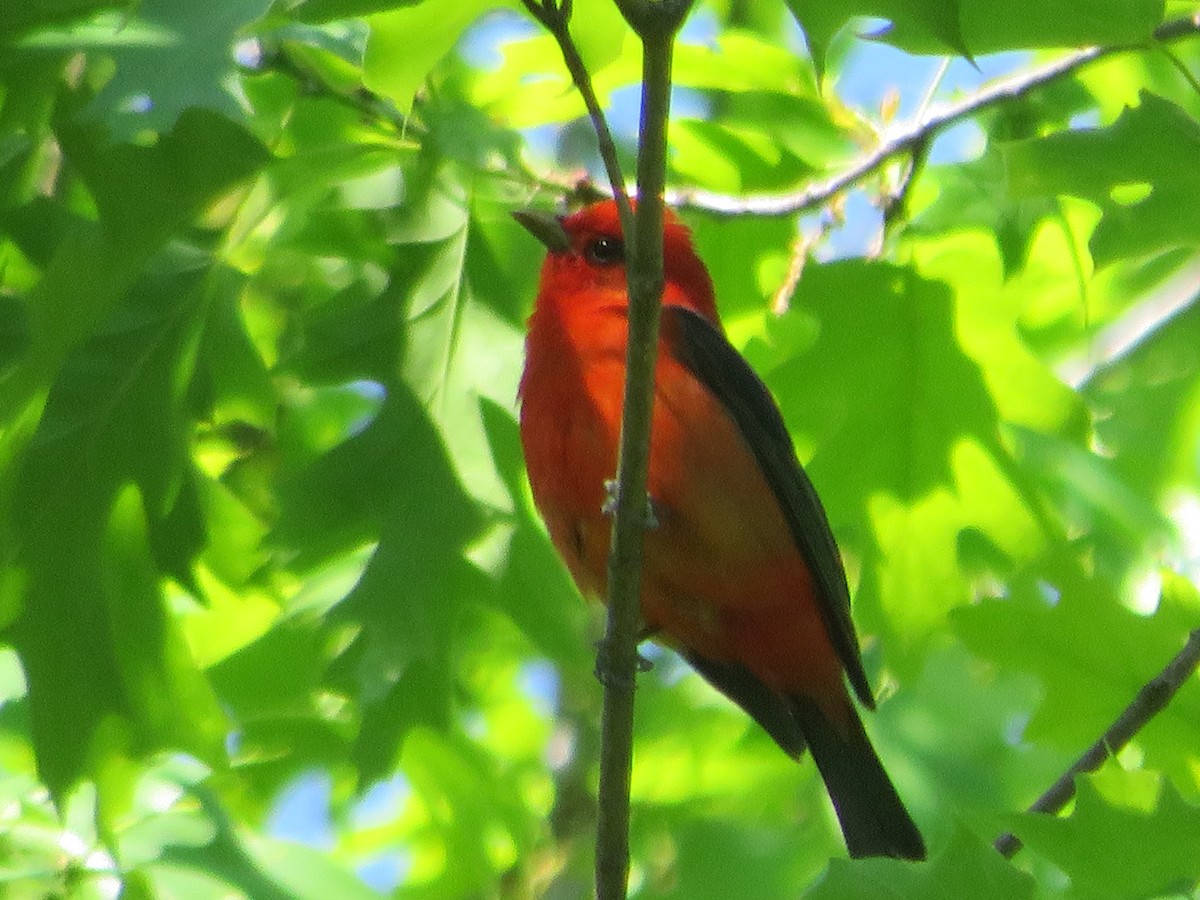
[594,4,691,898]
[518,2,694,896]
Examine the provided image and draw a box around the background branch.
[248,12,1199,228]
[666,12,1200,217]
[995,628,1200,858]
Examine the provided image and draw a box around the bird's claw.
[594,637,654,688]
[601,479,616,515]
[602,478,660,529]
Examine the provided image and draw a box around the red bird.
[515,199,924,861]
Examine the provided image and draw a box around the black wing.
[663,304,873,708]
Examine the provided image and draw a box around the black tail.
[789,693,926,861]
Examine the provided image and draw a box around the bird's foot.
[594,636,655,688]
[601,478,660,529]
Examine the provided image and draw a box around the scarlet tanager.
[514,200,925,861]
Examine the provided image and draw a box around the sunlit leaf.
[8,249,234,799]
[82,0,275,137]
[1000,92,1200,264]
[364,0,497,110]
[953,579,1200,750]
[788,0,1162,71]
[759,259,1047,673]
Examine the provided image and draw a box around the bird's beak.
[512,208,570,253]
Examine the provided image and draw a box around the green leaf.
[275,386,481,782]
[674,30,824,96]
[103,486,228,761]
[788,0,1162,71]
[955,0,1161,54]
[2,109,267,444]
[1006,424,1174,574]
[689,212,796,325]
[1014,775,1200,899]
[869,643,1066,838]
[289,0,425,23]
[786,0,971,74]
[389,181,526,510]
[6,248,238,799]
[155,780,323,900]
[64,109,270,251]
[423,71,527,175]
[82,0,275,137]
[1000,92,1200,265]
[210,623,326,726]
[395,727,537,896]
[193,267,277,433]
[806,826,1033,899]
[479,398,589,666]
[242,834,382,899]
[274,385,476,565]
[908,153,1061,278]
[565,0,628,73]
[671,119,812,194]
[363,0,496,110]
[905,231,1088,441]
[639,815,806,899]
[0,0,128,43]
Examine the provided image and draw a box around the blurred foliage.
[1,0,1200,897]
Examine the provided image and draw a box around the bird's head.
[513,199,719,326]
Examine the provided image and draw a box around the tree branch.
[995,627,1200,859]
[665,12,1200,218]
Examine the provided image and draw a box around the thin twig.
[1055,255,1200,389]
[665,12,1200,217]
[878,133,930,247]
[771,234,809,315]
[917,56,953,115]
[995,628,1200,858]
[878,55,949,244]
[518,0,634,231]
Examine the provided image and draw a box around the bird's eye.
[584,236,624,267]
